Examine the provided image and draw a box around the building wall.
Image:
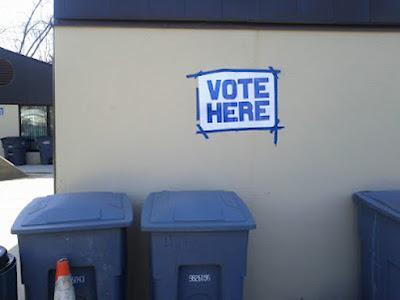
[55,27,400,299]
[0,105,19,157]
[26,152,40,165]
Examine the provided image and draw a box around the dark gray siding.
[55,0,400,25]
[0,48,53,105]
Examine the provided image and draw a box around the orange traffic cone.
[54,258,76,300]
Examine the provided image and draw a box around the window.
[20,106,53,151]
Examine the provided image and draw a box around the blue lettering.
[207,103,222,123]
[254,78,269,99]
[207,80,221,100]
[222,80,237,100]
[239,101,254,121]
[223,102,238,123]
[238,78,253,99]
[255,101,270,121]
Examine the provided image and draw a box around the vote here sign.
[187,68,283,144]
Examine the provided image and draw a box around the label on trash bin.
[71,275,86,284]
[187,68,284,145]
[179,266,220,298]
[0,108,3,116]
[189,274,212,283]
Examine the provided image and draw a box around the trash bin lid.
[11,192,133,234]
[1,137,25,142]
[141,191,256,232]
[36,136,52,144]
[0,246,8,269]
[1,136,26,147]
[353,191,400,222]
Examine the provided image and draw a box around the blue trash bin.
[141,190,256,300]
[12,192,133,300]
[1,137,27,166]
[354,190,400,300]
[0,246,17,300]
[35,136,53,165]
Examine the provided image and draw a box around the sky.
[0,0,53,61]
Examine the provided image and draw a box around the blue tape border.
[187,67,284,145]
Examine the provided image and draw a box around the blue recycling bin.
[0,246,17,300]
[12,192,133,300]
[354,190,400,300]
[1,137,27,166]
[141,191,256,300]
[35,136,53,165]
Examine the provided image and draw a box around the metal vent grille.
[0,58,14,87]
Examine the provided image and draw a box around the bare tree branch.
[25,20,44,37]
[28,20,52,58]
[19,0,43,53]
[1,0,53,62]
[25,16,52,57]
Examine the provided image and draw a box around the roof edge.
[0,47,52,66]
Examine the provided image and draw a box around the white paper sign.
[187,68,283,144]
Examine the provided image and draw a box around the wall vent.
[0,58,15,87]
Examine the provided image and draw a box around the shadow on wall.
[126,207,151,300]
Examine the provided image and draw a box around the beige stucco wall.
[55,27,400,299]
[0,105,19,157]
